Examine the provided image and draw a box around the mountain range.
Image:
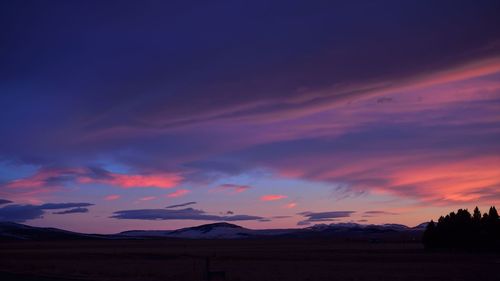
[0,221,427,241]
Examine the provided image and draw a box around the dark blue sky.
[1,1,499,233]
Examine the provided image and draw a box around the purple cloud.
[111,207,263,222]
[53,207,89,215]
[0,202,94,222]
[165,202,197,209]
[0,199,12,205]
[297,211,355,225]
[363,211,399,217]
[40,203,93,210]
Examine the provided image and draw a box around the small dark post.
[204,257,210,281]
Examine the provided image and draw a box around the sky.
[1,1,500,234]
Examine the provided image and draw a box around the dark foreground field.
[1,239,499,281]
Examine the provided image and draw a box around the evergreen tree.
[423,220,436,248]
[488,206,499,220]
[482,212,489,224]
[423,206,499,250]
[472,207,481,223]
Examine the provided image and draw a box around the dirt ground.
[1,239,499,281]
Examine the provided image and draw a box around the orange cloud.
[284,202,297,208]
[385,156,500,205]
[167,189,190,198]
[280,153,500,206]
[260,194,287,201]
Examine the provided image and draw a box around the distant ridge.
[0,221,426,241]
[0,221,102,240]
[118,222,426,240]
[177,222,243,232]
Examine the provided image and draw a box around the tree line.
[423,206,500,249]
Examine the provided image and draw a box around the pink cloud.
[0,167,183,203]
[3,167,182,190]
[167,189,190,198]
[187,58,500,127]
[139,196,156,201]
[284,202,297,209]
[260,194,287,201]
[104,194,121,201]
[277,152,500,206]
[80,173,182,189]
[234,70,500,207]
[5,168,82,189]
[0,168,82,203]
[381,156,500,205]
[212,184,251,194]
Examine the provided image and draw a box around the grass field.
[1,239,499,281]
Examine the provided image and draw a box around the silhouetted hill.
[119,222,425,241]
[120,222,292,239]
[0,221,426,241]
[0,222,101,240]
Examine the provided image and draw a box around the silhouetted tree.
[473,207,481,223]
[488,206,499,220]
[423,206,500,250]
[482,212,489,227]
[423,220,436,247]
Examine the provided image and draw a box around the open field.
[0,239,499,281]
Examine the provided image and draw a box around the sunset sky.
[1,1,499,234]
